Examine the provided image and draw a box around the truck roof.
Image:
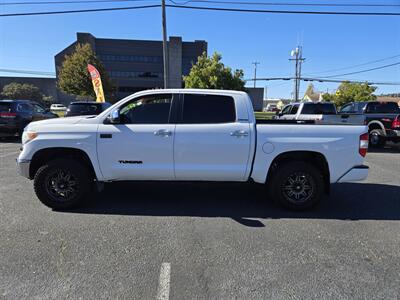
[0,99,33,103]
[131,88,249,97]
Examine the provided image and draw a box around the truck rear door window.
[182,94,236,123]
[365,102,400,114]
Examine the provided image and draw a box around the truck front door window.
[340,104,355,113]
[281,105,292,115]
[120,94,172,124]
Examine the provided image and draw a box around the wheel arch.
[265,150,330,194]
[368,121,386,135]
[29,147,98,180]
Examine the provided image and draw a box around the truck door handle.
[154,129,172,137]
[230,130,248,137]
[100,133,112,139]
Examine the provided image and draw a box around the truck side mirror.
[109,109,121,124]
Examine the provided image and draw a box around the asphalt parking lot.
[1,139,399,299]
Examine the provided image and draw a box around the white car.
[17,89,369,210]
[50,103,67,111]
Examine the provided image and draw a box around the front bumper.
[337,165,369,183]
[16,158,31,179]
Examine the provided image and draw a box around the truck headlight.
[22,131,38,145]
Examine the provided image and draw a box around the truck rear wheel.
[369,129,386,148]
[270,161,323,210]
[33,158,91,210]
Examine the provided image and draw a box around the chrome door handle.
[230,130,248,137]
[154,129,172,137]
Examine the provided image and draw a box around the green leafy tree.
[321,93,335,102]
[1,82,43,101]
[328,81,377,107]
[183,52,246,91]
[58,43,114,101]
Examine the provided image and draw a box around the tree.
[321,92,336,102]
[58,43,114,101]
[183,52,246,91]
[325,81,377,107]
[1,82,43,101]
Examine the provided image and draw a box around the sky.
[0,0,399,99]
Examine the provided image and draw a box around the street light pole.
[161,0,169,89]
[252,62,260,88]
[289,46,305,101]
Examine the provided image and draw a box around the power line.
[247,77,400,85]
[4,0,399,7]
[170,0,400,7]
[0,4,160,17]
[318,61,400,78]
[166,5,400,16]
[305,54,400,76]
[2,4,400,17]
[0,0,152,6]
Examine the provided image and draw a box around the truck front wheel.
[33,158,91,210]
[270,161,324,210]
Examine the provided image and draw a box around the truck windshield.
[365,102,400,113]
[302,103,336,115]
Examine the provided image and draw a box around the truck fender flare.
[367,120,386,135]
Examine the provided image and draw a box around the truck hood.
[27,115,98,130]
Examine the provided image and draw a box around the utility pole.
[252,62,260,88]
[161,0,169,89]
[289,46,305,101]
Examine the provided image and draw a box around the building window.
[182,57,198,75]
[98,54,163,63]
[109,71,162,79]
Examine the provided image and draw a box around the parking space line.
[156,263,171,300]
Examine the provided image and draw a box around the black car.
[65,101,112,117]
[339,101,400,147]
[0,100,58,137]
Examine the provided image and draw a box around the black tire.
[269,161,324,211]
[33,158,91,210]
[369,129,386,148]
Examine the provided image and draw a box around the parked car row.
[0,100,58,137]
[0,100,112,137]
[65,101,112,117]
[275,101,400,148]
[340,101,400,148]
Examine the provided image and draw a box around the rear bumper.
[16,158,31,179]
[386,129,400,142]
[336,165,369,183]
[0,125,20,136]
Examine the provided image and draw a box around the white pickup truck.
[276,102,365,124]
[17,89,369,210]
